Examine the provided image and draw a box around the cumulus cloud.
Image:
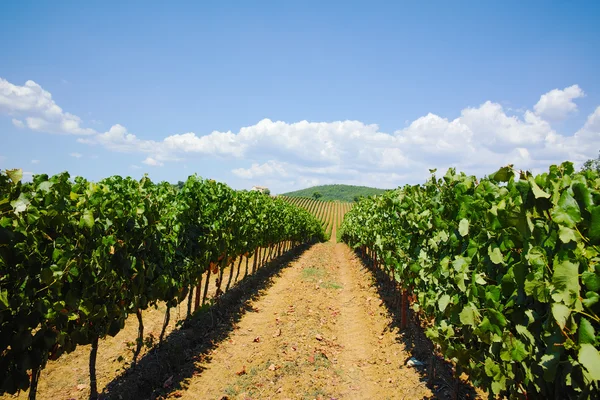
[70,152,82,158]
[2,76,599,193]
[534,84,585,121]
[78,124,153,152]
[163,131,245,157]
[0,78,95,135]
[229,89,598,191]
[142,157,164,167]
[232,160,289,179]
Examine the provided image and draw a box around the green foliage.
[0,170,324,397]
[313,191,322,200]
[342,163,600,398]
[282,184,386,202]
[582,151,600,174]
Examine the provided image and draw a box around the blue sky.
[1,1,599,193]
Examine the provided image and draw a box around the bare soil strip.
[175,241,432,400]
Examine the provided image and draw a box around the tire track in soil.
[173,241,431,400]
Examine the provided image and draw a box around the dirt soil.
[172,239,433,399]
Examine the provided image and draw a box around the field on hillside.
[281,184,387,202]
[280,196,353,241]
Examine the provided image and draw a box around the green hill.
[280,184,387,202]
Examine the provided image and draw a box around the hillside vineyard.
[280,196,353,241]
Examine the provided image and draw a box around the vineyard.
[279,197,353,241]
[342,162,600,398]
[1,163,599,400]
[0,170,324,400]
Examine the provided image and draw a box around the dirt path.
[174,241,431,400]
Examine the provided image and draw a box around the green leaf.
[491,376,507,394]
[578,317,595,345]
[438,294,451,313]
[484,357,501,378]
[526,247,547,269]
[551,190,581,228]
[37,181,53,192]
[0,289,8,308]
[458,218,469,237]
[579,343,600,380]
[459,304,477,326]
[589,206,600,242]
[528,177,550,199]
[558,226,578,244]
[551,303,571,329]
[81,210,94,228]
[516,324,535,345]
[488,308,507,328]
[552,259,580,305]
[452,256,470,272]
[510,338,528,362]
[10,193,30,214]
[583,291,599,308]
[582,271,600,292]
[490,166,514,183]
[488,245,504,265]
[6,168,23,184]
[69,266,80,278]
[475,273,487,285]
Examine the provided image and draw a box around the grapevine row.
[341,163,600,398]
[0,170,324,399]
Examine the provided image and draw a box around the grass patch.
[223,364,262,397]
[303,267,341,289]
[320,281,342,289]
[303,386,329,400]
[281,360,301,375]
[302,267,325,280]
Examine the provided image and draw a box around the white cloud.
[70,152,82,158]
[31,159,40,164]
[232,160,289,179]
[2,76,599,193]
[78,124,148,152]
[163,131,245,157]
[0,78,95,135]
[227,86,598,191]
[130,164,141,169]
[534,84,585,121]
[142,157,164,167]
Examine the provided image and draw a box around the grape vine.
[0,170,324,399]
[342,162,600,398]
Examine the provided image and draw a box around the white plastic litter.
[406,357,425,367]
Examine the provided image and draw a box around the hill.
[280,184,387,202]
